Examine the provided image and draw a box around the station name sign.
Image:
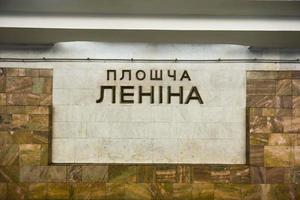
[96,69,204,104]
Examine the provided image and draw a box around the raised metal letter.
[150,70,163,80]
[167,70,176,81]
[138,86,154,104]
[167,86,183,104]
[136,70,146,81]
[185,86,204,104]
[120,86,134,104]
[120,70,132,80]
[96,86,116,103]
[180,70,191,81]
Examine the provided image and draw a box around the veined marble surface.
[51,64,248,164]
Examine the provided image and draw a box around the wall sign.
[96,69,203,104]
[52,64,246,164]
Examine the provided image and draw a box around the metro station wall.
[0,68,300,199]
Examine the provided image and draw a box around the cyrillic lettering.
[107,70,117,81]
[120,70,132,80]
[180,70,191,81]
[96,86,116,103]
[159,86,163,104]
[150,70,163,80]
[138,86,154,104]
[167,70,176,81]
[167,86,183,104]
[136,70,146,80]
[120,86,134,104]
[185,86,203,104]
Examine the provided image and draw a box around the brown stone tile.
[0,183,7,200]
[211,166,231,184]
[108,165,137,183]
[32,78,52,94]
[40,144,49,165]
[293,96,300,108]
[250,146,264,166]
[247,71,277,80]
[264,146,293,167]
[6,69,19,77]
[265,184,296,200]
[249,116,268,134]
[72,183,106,200]
[192,183,214,200]
[0,166,19,182]
[214,183,241,200]
[247,95,277,108]
[25,69,39,77]
[268,134,296,146]
[32,131,49,144]
[39,69,53,77]
[292,71,300,79]
[296,135,300,146]
[28,114,49,131]
[277,96,293,109]
[230,166,250,184]
[7,183,28,200]
[250,167,266,184]
[7,94,40,106]
[0,114,12,131]
[278,71,292,79]
[173,183,192,200]
[192,165,211,183]
[292,113,300,132]
[240,184,261,200]
[177,165,192,183]
[6,77,32,93]
[262,108,276,117]
[293,146,300,167]
[0,131,13,145]
[106,183,125,200]
[6,106,26,114]
[25,106,49,114]
[250,115,287,134]
[39,94,52,105]
[155,165,177,183]
[247,79,276,95]
[276,79,292,95]
[0,94,6,106]
[293,80,300,95]
[277,109,292,132]
[0,106,6,114]
[291,168,300,184]
[18,69,26,77]
[0,74,6,93]
[150,183,173,200]
[250,133,269,146]
[266,167,290,184]
[67,166,82,183]
[47,183,70,200]
[40,166,66,182]
[20,166,41,182]
[28,183,47,200]
[0,144,19,166]
[19,144,41,165]
[82,165,108,182]
[296,184,300,199]
[11,114,29,130]
[136,165,154,183]
[11,131,33,144]
[125,183,151,200]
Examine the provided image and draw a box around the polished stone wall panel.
[0,68,300,199]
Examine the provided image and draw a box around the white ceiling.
[0,0,299,48]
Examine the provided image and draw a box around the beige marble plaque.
[52,64,246,164]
